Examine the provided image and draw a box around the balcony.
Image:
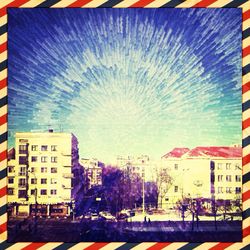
[18,184,26,188]
[62,184,73,189]
[60,196,71,201]
[62,173,74,178]
[19,150,28,155]
[18,172,26,176]
[63,165,72,168]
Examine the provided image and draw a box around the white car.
[99,211,116,221]
[91,213,99,221]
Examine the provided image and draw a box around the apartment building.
[80,158,103,190]
[7,130,84,217]
[161,146,242,210]
[116,155,157,182]
[159,148,190,208]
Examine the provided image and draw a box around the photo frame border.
[0,0,249,249]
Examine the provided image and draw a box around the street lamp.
[71,200,76,222]
[142,166,145,216]
[28,171,38,233]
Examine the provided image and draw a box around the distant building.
[80,158,103,190]
[116,155,157,182]
[161,146,242,209]
[7,131,84,217]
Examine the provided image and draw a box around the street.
[8,217,242,242]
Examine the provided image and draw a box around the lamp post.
[28,171,38,233]
[142,171,145,216]
[193,180,203,229]
[72,200,76,222]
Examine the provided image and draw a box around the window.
[174,186,178,192]
[236,175,241,182]
[217,163,223,170]
[51,178,57,184]
[51,145,57,151]
[236,187,241,194]
[31,156,37,162]
[226,175,232,182]
[51,189,57,195]
[8,188,14,195]
[31,145,38,151]
[31,178,37,184]
[19,145,27,154]
[30,167,35,173]
[18,178,26,187]
[8,178,14,184]
[19,156,27,164]
[30,189,36,195]
[40,189,47,195]
[41,145,48,151]
[174,164,178,170]
[41,167,47,173]
[217,175,223,182]
[218,187,223,193]
[226,163,231,170]
[19,166,26,176]
[51,167,57,173]
[51,157,57,163]
[41,178,47,184]
[18,190,27,198]
[8,166,14,173]
[41,156,48,163]
[226,187,232,193]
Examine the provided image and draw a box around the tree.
[156,167,173,208]
[102,165,145,212]
[102,165,124,214]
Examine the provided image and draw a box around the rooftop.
[185,146,242,159]
[162,146,242,159]
[162,148,190,159]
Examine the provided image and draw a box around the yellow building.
[7,130,83,217]
[161,146,242,210]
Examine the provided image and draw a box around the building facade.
[80,158,103,190]
[161,146,242,210]
[116,155,157,182]
[7,131,84,217]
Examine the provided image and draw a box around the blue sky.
[8,8,242,163]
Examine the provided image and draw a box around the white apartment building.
[116,155,157,182]
[80,158,103,190]
[7,130,84,217]
[160,146,242,210]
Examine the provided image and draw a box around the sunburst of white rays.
[8,8,242,163]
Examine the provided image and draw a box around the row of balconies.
[17,184,73,189]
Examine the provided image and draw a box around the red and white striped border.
[0,0,249,249]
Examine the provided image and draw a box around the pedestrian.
[148,217,151,223]
[144,215,147,223]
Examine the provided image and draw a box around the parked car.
[127,210,135,216]
[91,212,99,221]
[117,211,129,220]
[83,212,91,220]
[99,211,116,221]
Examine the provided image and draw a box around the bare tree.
[156,167,173,209]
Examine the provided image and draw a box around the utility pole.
[142,166,145,215]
